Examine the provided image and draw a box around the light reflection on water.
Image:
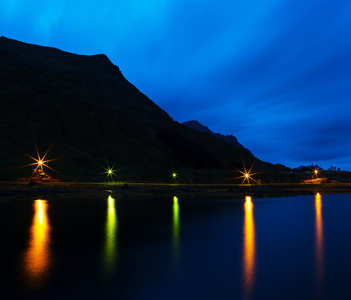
[23,199,51,288]
[315,193,324,296]
[104,195,117,275]
[243,196,255,298]
[173,196,180,263]
[4,193,349,299]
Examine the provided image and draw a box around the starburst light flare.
[103,163,116,182]
[312,168,319,178]
[170,170,179,181]
[234,161,260,190]
[23,141,57,174]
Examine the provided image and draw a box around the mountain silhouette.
[0,37,276,182]
[182,120,252,154]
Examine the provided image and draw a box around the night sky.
[1,0,351,170]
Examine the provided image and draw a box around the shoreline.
[1,181,351,200]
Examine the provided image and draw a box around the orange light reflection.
[315,193,324,295]
[243,196,256,298]
[23,200,51,288]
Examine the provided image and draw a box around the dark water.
[1,193,351,299]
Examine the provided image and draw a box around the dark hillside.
[0,37,277,182]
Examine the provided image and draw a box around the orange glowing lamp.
[312,168,319,178]
[235,161,260,190]
[23,144,56,174]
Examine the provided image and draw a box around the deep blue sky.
[1,0,351,170]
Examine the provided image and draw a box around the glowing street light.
[235,161,260,190]
[312,167,319,178]
[171,171,178,182]
[103,163,116,182]
[23,142,57,175]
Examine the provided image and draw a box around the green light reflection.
[173,196,180,263]
[104,195,117,274]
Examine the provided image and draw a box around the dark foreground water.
[1,192,351,299]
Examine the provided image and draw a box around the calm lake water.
[1,192,351,299]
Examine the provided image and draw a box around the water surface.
[1,193,351,299]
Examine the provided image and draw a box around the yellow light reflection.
[315,193,324,294]
[173,195,178,206]
[23,200,51,288]
[243,196,255,298]
[104,195,117,274]
[173,196,180,263]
